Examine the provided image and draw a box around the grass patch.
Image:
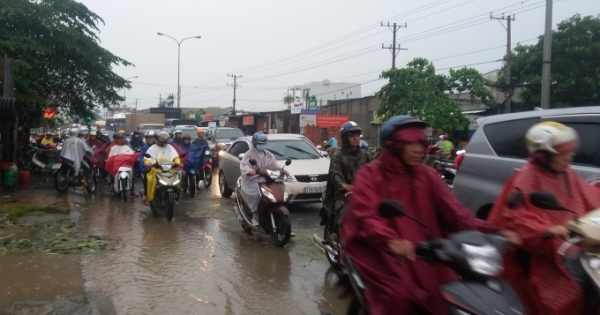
[0,204,69,220]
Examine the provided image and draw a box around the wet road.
[0,175,350,315]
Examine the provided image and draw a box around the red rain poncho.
[488,162,600,315]
[104,153,139,177]
[342,149,497,315]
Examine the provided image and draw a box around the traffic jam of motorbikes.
[18,113,600,315]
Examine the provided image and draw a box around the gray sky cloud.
[79,0,599,112]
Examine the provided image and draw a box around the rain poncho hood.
[239,147,279,212]
[60,136,93,175]
[108,144,134,157]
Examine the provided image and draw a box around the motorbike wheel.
[121,178,128,201]
[219,172,233,197]
[203,168,212,188]
[269,214,291,247]
[150,198,160,214]
[188,174,196,198]
[85,171,96,194]
[324,227,342,269]
[54,167,70,193]
[165,192,175,222]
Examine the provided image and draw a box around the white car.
[218,134,329,204]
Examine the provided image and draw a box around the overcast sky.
[79,0,599,112]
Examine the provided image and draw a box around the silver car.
[218,134,329,204]
[452,106,600,219]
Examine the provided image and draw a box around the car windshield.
[266,140,320,160]
[177,128,197,136]
[216,129,244,139]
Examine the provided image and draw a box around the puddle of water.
[0,252,84,303]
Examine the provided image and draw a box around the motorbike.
[314,192,352,269]
[54,155,97,194]
[527,191,600,313]
[182,146,205,197]
[133,146,143,179]
[30,144,62,174]
[142,152,185,222]
[105,153,139,202]
[233,158,293,247]
[344,200,525,315]
[202,148,213,188]
[435,159,456,189]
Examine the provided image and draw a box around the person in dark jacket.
[192,128,209,148]
[129,131,144,150]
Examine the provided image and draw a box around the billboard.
[243,115,254,126]
[291,102,305,114]
[316,115,350,127]
[299,114,317,127]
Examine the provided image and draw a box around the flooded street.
[0,175,350,315]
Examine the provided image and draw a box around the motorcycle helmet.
[251,132,268,152]
[157,131,170,147]
[525,121,579,154]
[145,130,156,137]
[69,127,80,136]
[113,133,125,140]
[89,131,97,136]
[197,128,205,135]
[182,134,191,141]
[379,115,428,145]
[340,121,362,137]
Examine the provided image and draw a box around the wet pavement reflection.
[1,175,350,315]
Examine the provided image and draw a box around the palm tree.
[283,95,294,109]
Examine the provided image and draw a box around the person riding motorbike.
[324,132,338,149]
[341,115,519,315]
[60,127,94,185]
[129,131,144,150]
[323,121,373,235]
[38,132,55,147]
[140,131,156,205]
[179,134,195,152]
[173,130,183,146]
[359,134,369,151]
[192,128,209,148]
[85,131,101,148]
[487,122,600,315]
[239,132,289,226]
[142,131,181,205]
[108,133,134,157]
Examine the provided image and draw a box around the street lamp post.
[157,32,202,108]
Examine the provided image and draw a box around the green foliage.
[159,94,175,108]
[506,14,600,108]
[0,0,132,126]
[283,95,294,105]
[0,204,68,220]
[375,58,493,132]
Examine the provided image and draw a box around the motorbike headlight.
[217,142,225,148]
[161,164,173,172]
[283,185,291,202]
[159,179,168,186]
[267,170,281,180]
[260,187,277,202]
[218,150,225,156]
[205,150,210,155]
[173,179,180,186]
[462,243,503,277]
[586,256,600,274]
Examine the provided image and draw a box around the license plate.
[304,186,325,193]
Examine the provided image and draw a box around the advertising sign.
[291,102,305,114]
[301,109,321,115]
[208,122,217,128]
[299,114,317,127]
[242,115,254,126]
[316,115,350,127]
[308,99,318,110]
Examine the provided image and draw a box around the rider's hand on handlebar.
[387,239,416,260]
[547,225,570,241]
[247,170,256,176]
[500,230,523,247]
[342,184,354,192]
[283,170,290,176]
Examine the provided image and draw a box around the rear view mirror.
[285,159,292,166]
[530,191,565,210]
[144,153,151,158]
[507,191,523,209]
[249,159,257,166]
[316,145,322,150]
[238,153,245,160]
[378,200,405,219]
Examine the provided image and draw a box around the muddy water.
[74,183,349,315]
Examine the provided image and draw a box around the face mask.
[167,138,173,144]
[256,144,266,152]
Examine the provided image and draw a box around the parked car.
[218,134,329,204]
[452,106,600,219]
[206,127,245,166]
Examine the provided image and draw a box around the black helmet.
[340,121,362,137]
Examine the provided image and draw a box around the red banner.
[316,115,350,127]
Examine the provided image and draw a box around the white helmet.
[145,130,156,137]
[175,129,182,134]
[70,127,80,136]
[525,121,579,154]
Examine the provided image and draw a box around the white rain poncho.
[239,147,280,213]
[108,144,134,157]
[60,136,93,175]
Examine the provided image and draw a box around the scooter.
[314,192,352,269]
[233,158,293,247]
[113,165,133,201]
[528,191,600,313]
[182,146,205,197]
[344,200,525,315]
[142,153,185,222]
[434,159,456,189]
[54,156,96,194]
[30,144,62,174]
[202,148,213,188]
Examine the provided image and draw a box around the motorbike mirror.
[238,153,245,160]
[285,159,291,166]
[507,191,523,209]
[378,200,405,219]
[530,191,566,211]
[249,159,257,166]
[144,153,151,158]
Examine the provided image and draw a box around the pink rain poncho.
[239,147,279,213]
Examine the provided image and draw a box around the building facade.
[287,79,361,103]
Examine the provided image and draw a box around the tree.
[505,14,600,108]
[0,0,131,126]
[375,58,493,132]
[283,95,294,107]
[158,94,175,108]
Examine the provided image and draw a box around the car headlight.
[286,174,297,182]
[462,243,503,277]
[283,185,291,201]
[159,179,168,186]
[260,187,276,202]
[267,170,281,180]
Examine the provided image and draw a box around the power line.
[381,22,408,69]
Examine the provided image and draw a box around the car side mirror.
[378,200,405,219]
[238,153,245,160]
[249,159,257,166]
[144,153,151,158]
[285,159,292,166]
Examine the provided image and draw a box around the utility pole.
[540,0,553,109]
[133,98,139,112]
[381,22,407,68]
[227,74,242,116]
[491,13,516,113]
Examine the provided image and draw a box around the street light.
[157,32,202,108]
